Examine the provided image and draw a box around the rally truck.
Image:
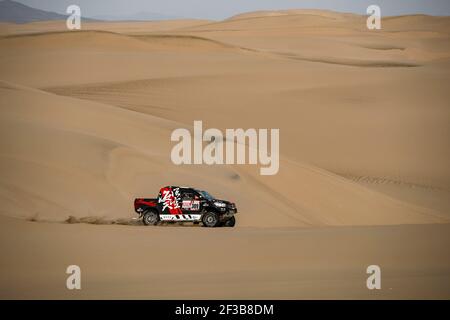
[134,186,237,227]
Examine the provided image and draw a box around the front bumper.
[217,207,237,214]
[220,212,235,220]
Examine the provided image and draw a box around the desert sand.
[0,10,449,299]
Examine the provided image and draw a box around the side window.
[193,191,201,200]
[182,193,193,200]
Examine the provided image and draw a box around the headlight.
[214,202,226,208]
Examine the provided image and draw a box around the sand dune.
[0,19,213,36]
[3,81,445,227]
[0,10,449,299]
[178,11,450,65]
[2,16,449,222]
[270,51,420,67]
[2,30,237,51]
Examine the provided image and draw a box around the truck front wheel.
[202,212,219,228]
[143,210,159,226]
[223,216,236,227]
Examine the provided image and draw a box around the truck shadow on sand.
[27,215,202,227]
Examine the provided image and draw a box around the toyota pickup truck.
[134,186,237,227]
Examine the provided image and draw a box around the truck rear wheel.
[143,210,159,226]
[202,212,219,228]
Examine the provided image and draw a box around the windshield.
[198,190,215,201]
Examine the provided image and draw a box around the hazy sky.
[14,0,450,20]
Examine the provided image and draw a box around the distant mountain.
[0,0,97,23]
[93,11,182,22]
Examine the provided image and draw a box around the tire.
[202,212,220,228]
[142,210,159,226]
[223,216,236,227]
